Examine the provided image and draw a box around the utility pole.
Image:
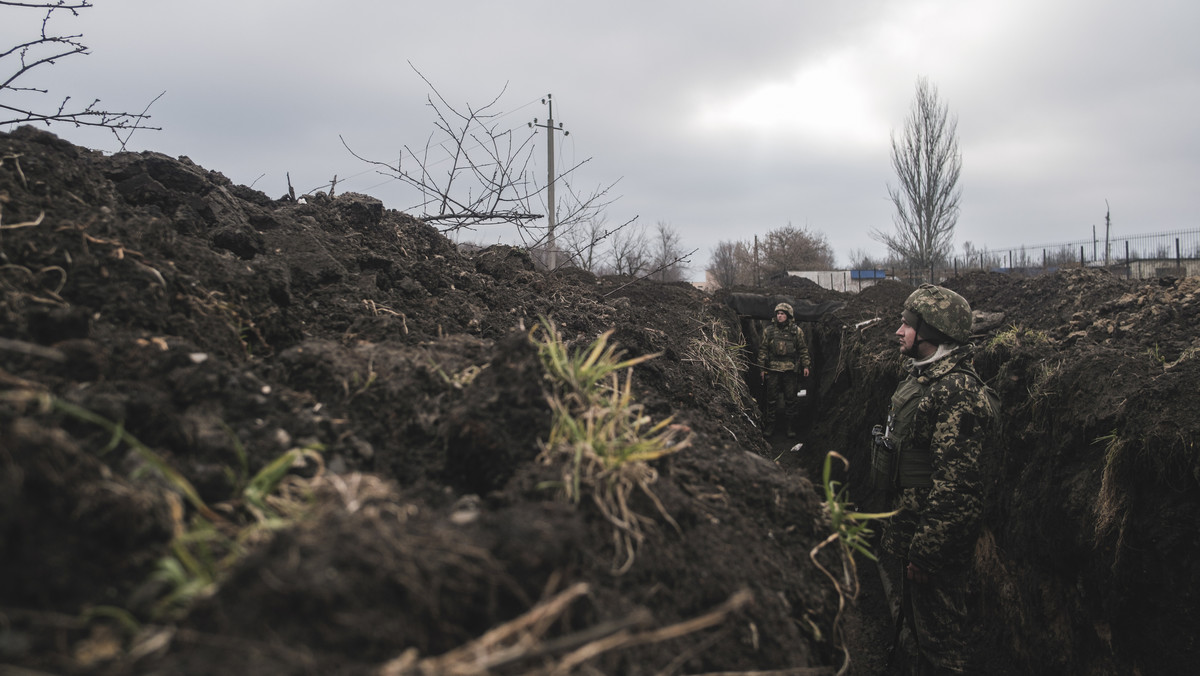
[530,94,568,270]
[1104,199,1112,267]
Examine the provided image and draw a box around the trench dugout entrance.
[725,293,845,436]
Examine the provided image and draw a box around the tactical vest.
[873,361,999,490]
[763,324,804,367]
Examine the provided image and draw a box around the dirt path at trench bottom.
[2,125,1199,674]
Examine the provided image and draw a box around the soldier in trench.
[757,301,811,438]
[872,284,999,675]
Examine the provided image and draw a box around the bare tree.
[342,65,618,270]
[707,241,741,290]
[606,223,651,277]
[734,240,759,286]
[705,226,831,288]
[2,1,160,145]
[341,72,540,231]
[558,211,642,274]
[548,176,639,272]
[760,223,835,277]
[648,221,686,282]
[873,77,962,274]
[557,212,606,273]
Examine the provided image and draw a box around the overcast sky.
[4,1,1197,280]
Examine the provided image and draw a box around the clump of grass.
[189,289,269,358]
[343,365,379,401]
[683,320,752,410]
[987,325,1051,351]
[530,318,692,574]
[48,395,224,524]
[1026,358,1063,402]
[1094,429,1128,546]
[149,443,323,620]
[1146,343,1167,370]
[8,390,325,621]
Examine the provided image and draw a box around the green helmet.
[903,284,972,344]
[773,302,793,318]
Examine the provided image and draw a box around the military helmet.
[903,284,972,344]
[773,302,793,318]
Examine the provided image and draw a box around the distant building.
[785,269,893,293]
[694,270,720,293]
[696,269,894,293]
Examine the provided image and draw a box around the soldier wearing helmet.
[756,301,812,438]
[875,283,999,674]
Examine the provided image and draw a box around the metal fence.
[894,228,1200,285]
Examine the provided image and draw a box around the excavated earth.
[1,125,1198,675]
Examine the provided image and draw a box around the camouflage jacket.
[758,320,811,372]
[880,345,998,574]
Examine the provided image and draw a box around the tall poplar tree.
[873,77,962,273]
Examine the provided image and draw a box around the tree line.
[706,224,836,289]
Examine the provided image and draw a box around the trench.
[726,277,1200,674]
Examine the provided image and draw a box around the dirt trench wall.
[797,271,1200,674]
[1,126,852,675]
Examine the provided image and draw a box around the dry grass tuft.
[683,320,753,410]
[530,318,692,574]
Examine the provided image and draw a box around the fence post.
[1125,241,1130,279]
[1080,246,1085,267]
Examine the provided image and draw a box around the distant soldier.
[872,284,999,675]
[757,302,812,438]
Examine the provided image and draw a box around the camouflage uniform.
[877,285,998,674]
[757,302,811,436]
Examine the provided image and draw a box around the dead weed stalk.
[810,451,896,676]
[1093,430,1130,559]
[376,583,758,676]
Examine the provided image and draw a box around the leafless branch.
[1,1,161,133]
[602,248,698,298]
[555,213,639,273]
[113,89,165,150]
[341,64,621,267]
[0,2,92,8]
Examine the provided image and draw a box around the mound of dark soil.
[3,125,1198,676]
[1,126,841,675]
